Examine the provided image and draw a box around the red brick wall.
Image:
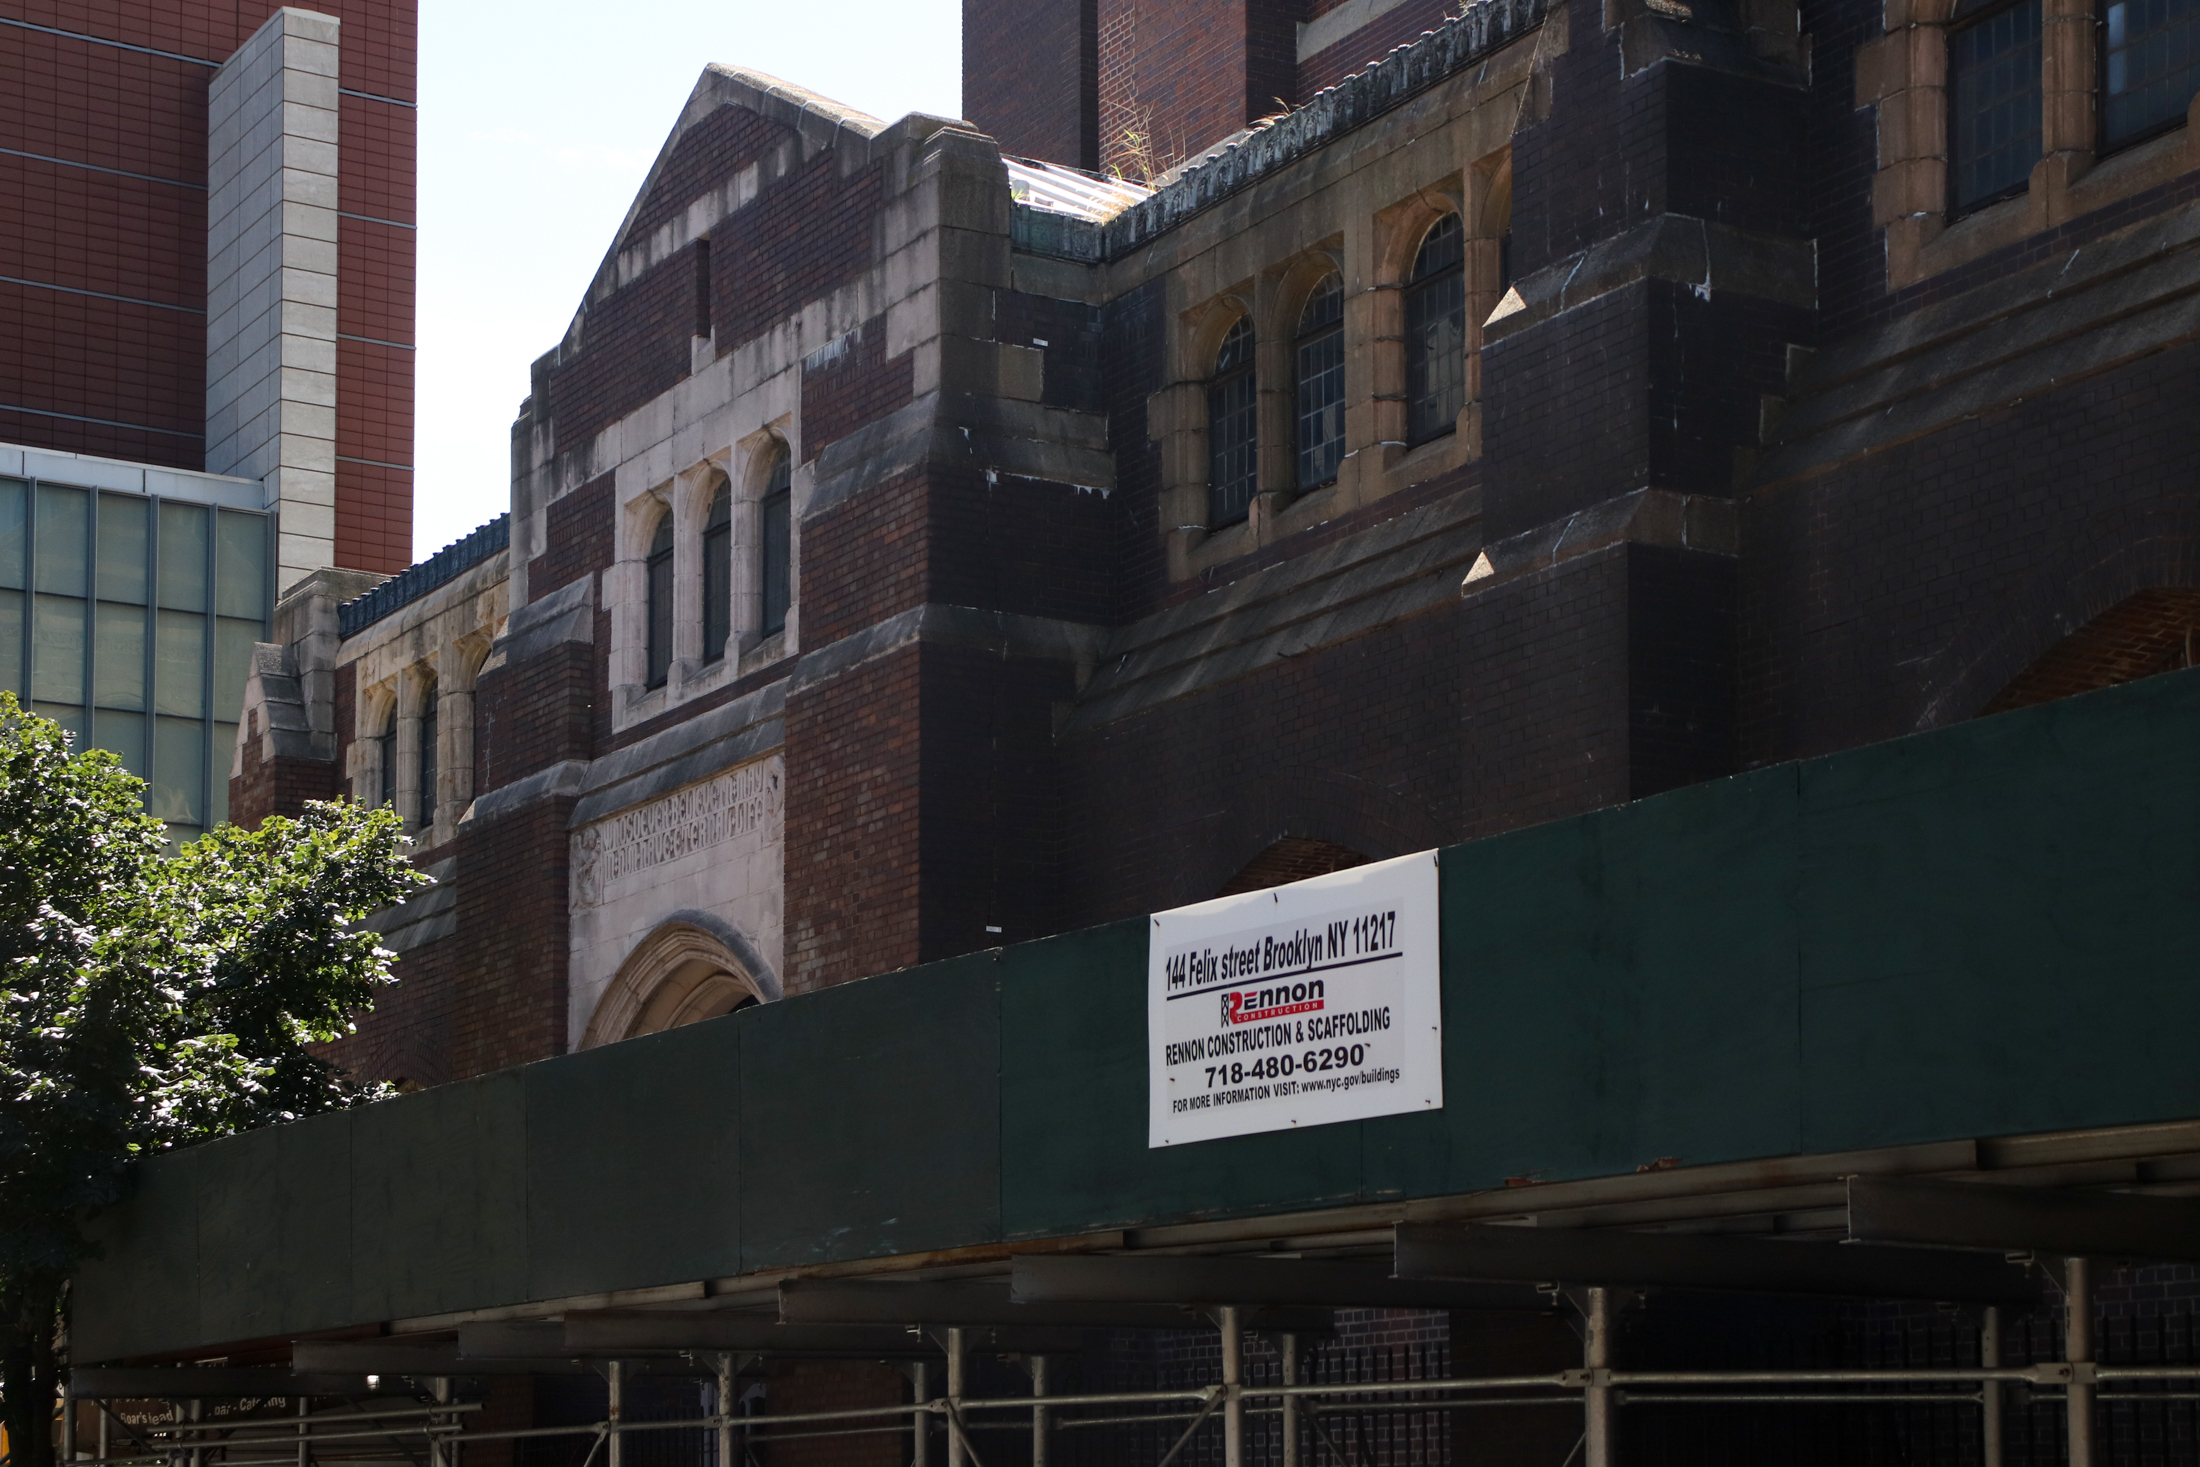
[783,645,924,993]
[0,0,414,572]
[1095,0,1300,178]
[797,316,913,465]
[228,719,342,829]
[757,1363,906,1467]
[798,469,931,646]
[1298,0,1454,94]
[962,0,1098,168]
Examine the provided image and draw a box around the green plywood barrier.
[68,668,2200,1362]
[526,1011,743,1300]
[739,953,1003,1269]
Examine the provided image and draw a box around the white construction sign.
[1148,850,1443,1147]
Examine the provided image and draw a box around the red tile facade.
[2,0,414,572]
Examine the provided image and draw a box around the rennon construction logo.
[1146,851,1443,1147]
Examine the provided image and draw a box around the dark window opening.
[645,511,674,689]
[2102,0,2200,147]
[759,448,791,637]
[416,680,437,832]
[376,708,396,810]
[1499,230,1514,290]
[1295,274,1346,491]
[1207,316,1258,527]
[1405,214,1467,446]
[693,237,712,340]
[1949,0,2044,211]
[702,481,732,664]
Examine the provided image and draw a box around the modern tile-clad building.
[0,0,416,578]
[1,448,272,841]
[1,0,415,823]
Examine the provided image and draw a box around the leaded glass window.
[1207,317,1258,526]
[1296,274,1346,490]
[1949,0,2044,210]
[645,510,674,689]
[416,679,438,832]
[1405,215,1467,446]
[760,448,792,637]
[2103,0,2200,146]
[703,481,732,664]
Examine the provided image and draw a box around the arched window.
[1948,0,2043,210]
[1295,274,1345,490]
[375,703,396,809]
[415,678,438,831]
[1404,214,1466,445]
[759,446,791,637]
[1207,316,1257,526]
[645,509,674,688]
[702,479,732,664]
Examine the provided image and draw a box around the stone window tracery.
[1207,316,1259,527]
[1404,214,1467,446]
[1295,273,1346,490]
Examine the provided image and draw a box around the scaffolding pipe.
[294,1397,306,1467]
[2068,1258,2095,1467]
[604,1361,622,1467]
[1280,1333,1300,1467]
[713,1355,733,1467]
[1220,1306,1244,1467]
[1029,1354,1049,1467]
[1982,1304,2004,1467]
[945,1327,967,1467]
[911,1360,929,1467]
[1583,1287,1613,1467]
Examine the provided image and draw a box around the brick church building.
[235,0,2200,1087]
[199,0,2200,1457]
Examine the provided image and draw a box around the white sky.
[411,1,964,559]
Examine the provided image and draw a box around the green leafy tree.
[0,693,427,1465]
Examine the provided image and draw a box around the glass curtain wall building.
[1,449,274,843]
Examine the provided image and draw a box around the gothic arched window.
[1295,273,1346,490]
[415,678,438,831]
[703,480,732,664]
[376,703,396,810]
[1404,214,1466,445]
[759,446,791,637]
[645,509,674,688]
[1207,316,1258,526]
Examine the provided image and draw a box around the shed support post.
[189,1399,202,1467]
[60,1381,73,1465]
[98,1403,109,1467]
[1030,1354,1049,1467]
[911,1361,930,1467]
[1584,1287,1614,1467]
[1281,1333,1301,1467]
[1981,1306,2003,1467]
[295,1394,308,1467]
[430,1377,450,1467]
[606,1360,624,1467]
[715,1354,734,1467]
[2067,1258,2095,1467]
[946,1327,966,1467]
[1221,1305,1244,1467]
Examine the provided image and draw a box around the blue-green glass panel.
[35,485,88,596]
[0,481,24,590]
[211,723,237,828]
[0,589,20,695]
[32,594,85,703]
[97,494,150,604]
[214,511,267,620]
[155,611,205,719]
[158,501,209,612]
[214,618,259,725]
[93,709,146,776]
[152,716,204,826]
[95,603,147,711]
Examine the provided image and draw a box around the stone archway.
[579,917,771,1049]
[1216,837,1371,897]
[1981,589,2200,716]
